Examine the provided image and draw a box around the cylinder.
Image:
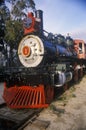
[54,72,72,87]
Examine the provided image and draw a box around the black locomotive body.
[0,10,86,108]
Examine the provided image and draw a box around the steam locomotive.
[0,10,86,108]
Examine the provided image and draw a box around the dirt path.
[35,76,86,130]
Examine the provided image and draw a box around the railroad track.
[0,103,43,130]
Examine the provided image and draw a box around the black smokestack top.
[35,10,43,35]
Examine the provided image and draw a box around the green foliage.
[5,0,36,20]
[11,1,26,20]
[0,0,10,20]
[3,0,36,47]
[5,20,23,47]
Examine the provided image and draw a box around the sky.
[34,0,86,42]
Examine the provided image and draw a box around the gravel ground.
[35,76,86,130]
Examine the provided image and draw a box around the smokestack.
[35,10,43,35]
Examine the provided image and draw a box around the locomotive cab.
[74,40,86,59]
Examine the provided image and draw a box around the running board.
[3,84,49,108]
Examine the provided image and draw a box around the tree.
[0,0,10,21]
[5,0,36,20]
[5,20,23,48]
[2,0,36,47]
[0,0,10,38]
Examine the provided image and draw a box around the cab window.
[79,42,83,53]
